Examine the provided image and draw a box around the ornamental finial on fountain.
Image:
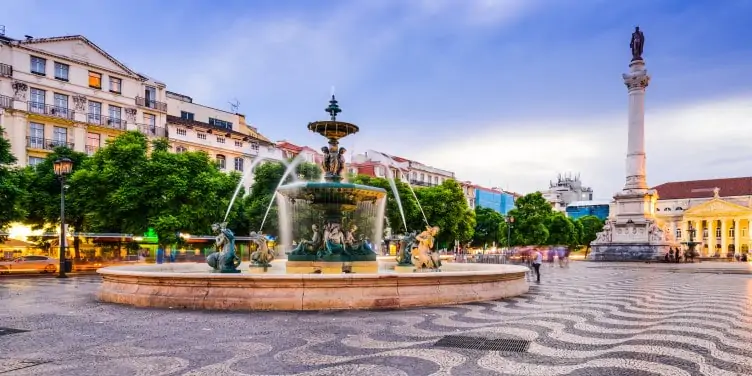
[326,95,341,121]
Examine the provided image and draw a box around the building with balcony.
[0,33,169,164]
[349,151,455,187]
[276,140,324,165]
[165,91,281,192]
[653,177,752,257]
[459,181,477,210]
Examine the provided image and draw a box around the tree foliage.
[0,126,24,234]
[472,207,505,247]
[578,215,604,253]
[349,174,423,234]
[505,192,552,246]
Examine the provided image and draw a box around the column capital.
[623,70,650,91]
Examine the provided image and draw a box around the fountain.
[96,96,530,311]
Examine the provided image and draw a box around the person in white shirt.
[531,248,542,283]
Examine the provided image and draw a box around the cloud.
[408,93,752,197]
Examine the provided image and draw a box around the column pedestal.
[588,58,676,261]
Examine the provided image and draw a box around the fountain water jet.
[223,155,268,222]
[259,153,307,232]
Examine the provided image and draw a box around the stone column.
[734,218,741,256]
[721,219,728,256]
[708,219,716,256]
[622,60,650,191]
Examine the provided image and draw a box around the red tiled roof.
[392,156,411,163]
[652,177,752,200]
[277,141,303,152]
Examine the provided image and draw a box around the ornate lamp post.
[53,157,73,278]
[505,215,514,250]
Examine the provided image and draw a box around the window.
[216,155,226,169]
[376,167,383,176]
[743,228,748,237]
[208,118,232,129]
[180,111,194,121]
[30,87,45,105]
[176,128,187,136]
[676,229,682,239]
[28,123,44,148]
[176,145,187,153]
[54,62,69,81]
[197,132,207,140]
[234,157,244,171]
[30,56,46,75]
[703,229,708,238]
[53,93,68,110]
[53,127,67,146]
[216,137,225,144]
[251,142,259,152]
[715,227,721,238]
[109,77,122,94]
[88,71,102,89]
[88,101,102,124]
[108,105,122,120]
[729,228,735,238]
[87,133,100,155]
[234,140,243,148]
[420,173,425,182]
[144,86,156,101]
[28,156,44,167]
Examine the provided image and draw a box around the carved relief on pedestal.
[73,95,87,112]
[124,108,137,122]
[12,81,28,101]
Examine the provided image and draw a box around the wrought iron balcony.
[26,136,74,150]
[135,96,167,112]
[409,179,437,187]
[85,145,99,155]
[0,63,11,77]
[87,114,127,130]
[27,102,75,120]
[0,95,12,109]
[137,123,167,137]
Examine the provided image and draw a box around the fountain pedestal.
[286,261,378,274]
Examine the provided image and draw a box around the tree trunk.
[73,237,81,261]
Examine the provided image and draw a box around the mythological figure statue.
[291,224,321,256]
[206,222,241,273]
[412,226,441,271]
[630,26,645,61]
[249,232,274,268]
[397,232,417,265]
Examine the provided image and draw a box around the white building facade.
[0,34,168,166]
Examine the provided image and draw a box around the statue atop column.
[630,26,645,61]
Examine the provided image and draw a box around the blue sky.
[5,0,752,196]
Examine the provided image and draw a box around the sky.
[4,0,752,198]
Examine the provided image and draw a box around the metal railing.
[409,179,437,187]
[0,94,12,109]
[135,96,167,112]
[137,123,167,137]
[87,114,127,130]
[26,136,74,150]
[0,63,11,77]
[27,102,75,120]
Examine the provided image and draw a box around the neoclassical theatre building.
[652,177,752,257]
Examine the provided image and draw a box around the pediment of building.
[683,198,752,218]
[21,36,138,77]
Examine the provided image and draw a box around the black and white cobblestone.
[1,264,751,375]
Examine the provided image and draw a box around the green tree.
[472,206,504,247]
[0,126,24,237]
[236,161,321,237]
[415,179,475,249]
[69,131,151,236]
[349,174,423,234]
[22,147,89,258]
[505,192,553,246]
[578,215,604,256]
[546,212,576,246]
[142,145,239,249]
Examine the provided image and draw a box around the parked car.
[0,255,59,274]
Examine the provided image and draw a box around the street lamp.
[53,157,73,278]
[505,215,514,251]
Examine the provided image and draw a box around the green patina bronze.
[281,96,387,263]
[206,222,241,273]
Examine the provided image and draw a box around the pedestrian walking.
[532,249,542,283]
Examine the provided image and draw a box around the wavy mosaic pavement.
[1,264,751,375]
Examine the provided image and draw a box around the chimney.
[0,26,5,36]
[24,35,33,41]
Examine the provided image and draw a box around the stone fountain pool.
[97,259,528,311]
